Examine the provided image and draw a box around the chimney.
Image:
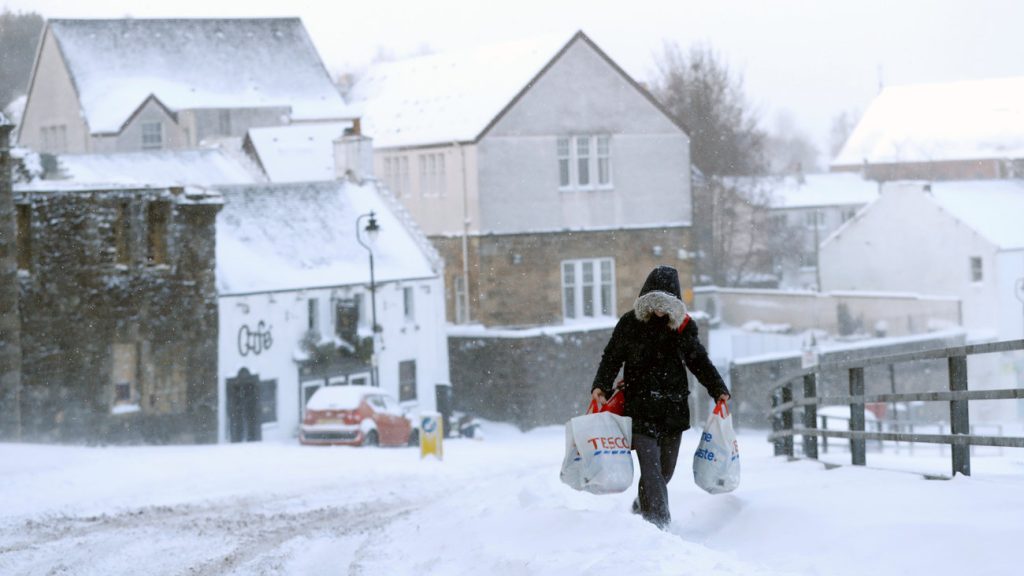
[0,114,24,439]
[333,119,374,182]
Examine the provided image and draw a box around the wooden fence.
[767,339,1024,476]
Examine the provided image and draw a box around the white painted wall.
[479,38,690,233]
[18,28,90,153]
[217,276,448,443]
[820,185,1005,340]
[374,144,480,236]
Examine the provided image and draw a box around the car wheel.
[363,430,379,447]
[407,429,419,447]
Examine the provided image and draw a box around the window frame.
[561,257,616,321]
[403,286,415,323]
[969,256,984,283]
[557,135,613,191]
[141,121,163,151]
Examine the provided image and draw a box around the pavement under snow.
[1,422,1022,576]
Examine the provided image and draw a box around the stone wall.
[448,326,615,430]
[434,226,694,327]
[0,120,23,439]
[13,185,221,443]
[694,287,961,337]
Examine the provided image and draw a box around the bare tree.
[0,9,44,109]
[650,42,777,287]
[829,109,859,160]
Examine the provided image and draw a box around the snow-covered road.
[2,423,1023,576]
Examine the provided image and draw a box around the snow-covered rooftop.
[347,32,573,148]
[244,121,352,182]
[833,76,1024,166]
[54,148,264,186]
[769,173,879,210]
[921,180,1024,250]
[215,181,436,295]
[48,18,351,134]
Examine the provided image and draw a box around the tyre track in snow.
[0,495,419,576]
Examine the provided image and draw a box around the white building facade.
[215,181,449,443]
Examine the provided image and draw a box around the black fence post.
[948,355,971,476]
[803,373,818,459]
[849,367,866,466]
[782,382,794,458]
[772,389,784,456]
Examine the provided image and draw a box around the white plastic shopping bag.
[560,411,633,494]
[693,401,740,494]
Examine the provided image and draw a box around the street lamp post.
[356,211,381,387]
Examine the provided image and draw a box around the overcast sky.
[5,0,1023,166]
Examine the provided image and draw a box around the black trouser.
[633,431,683,528]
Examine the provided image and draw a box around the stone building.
[10,181,222,443]
[0,114,23,439]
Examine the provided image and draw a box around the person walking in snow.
[591,265,730,529]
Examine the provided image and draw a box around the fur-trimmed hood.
[634,290,688,330]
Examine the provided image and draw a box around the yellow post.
[419,411,444,460]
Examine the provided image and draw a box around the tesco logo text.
[587,436,630,450]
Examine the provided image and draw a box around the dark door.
[227,368,262,442]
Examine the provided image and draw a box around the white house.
[18,18,351,154]
[820,180,1024,343]
[831,76,1024,181]
[347,30,694,328]
[214,179,448,442]
[768,173,879,289]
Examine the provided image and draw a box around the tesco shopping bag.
[693,400,740,494]
[560,410,633,494]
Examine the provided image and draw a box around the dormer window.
[142,122,163,150]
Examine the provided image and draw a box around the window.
[115,201,130,265]
[218,110,231,135]
[557,137,571,188]
[16,204,31,271]
[562,258,615,321]
[40,125,68,152]
[142,122,163,150]
[403,286,415,323]
[383,156,411,197]
[399,360,417,402]
[557,135,613,190]
[840,208,857,223]
[597,135,612,186]
[146,201,169,265]
[335,298,358,341]
[576,136,591,187]
[112,343,138,408]
[454,276,468,324]
[804,210,824,228]
[419,153,446,197]
[258,379,277,424]
[970,256,983,282]
[349,373,370,387]
[308,298,320,333]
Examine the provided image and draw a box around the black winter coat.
[592,267,729,438]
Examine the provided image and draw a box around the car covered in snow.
[299,386,415,447]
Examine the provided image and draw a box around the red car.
[299,386,416,447]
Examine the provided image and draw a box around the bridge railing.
[767,339,1024,476]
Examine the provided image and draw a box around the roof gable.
[48,18,351,135]
[348,32,570,148]
[349,31,685,149]
[833,76,1024,167]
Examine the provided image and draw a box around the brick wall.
[14,186,221,443]
[434,226,694,327]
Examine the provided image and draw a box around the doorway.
[227,368,262,442]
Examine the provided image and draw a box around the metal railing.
[767,339,1024,476]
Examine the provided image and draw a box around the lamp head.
[364,211,380,245]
